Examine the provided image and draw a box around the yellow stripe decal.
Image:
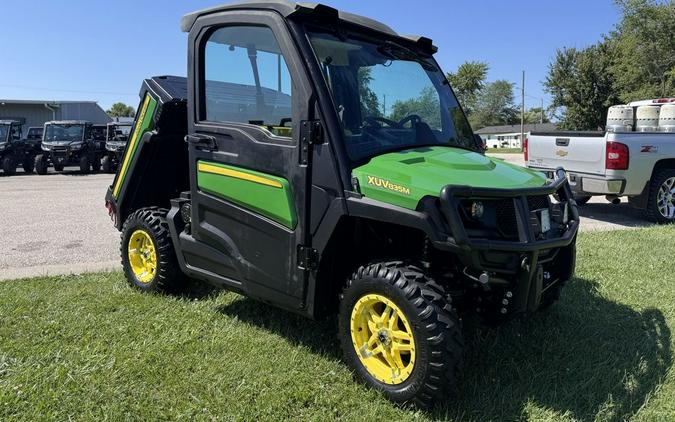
[113,95,152,198]
[197,163,283,189]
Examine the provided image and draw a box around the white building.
[475,123,557,149]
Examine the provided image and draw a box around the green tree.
[470,80,519,129]
[389,87,441,129]
[545,43,619,130]
[611,0,675,101]
[107,103,136,118]
[446,61,489,115]
[524,107,551,124]
[358,68,382,119]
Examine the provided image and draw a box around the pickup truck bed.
[527,130,675,222]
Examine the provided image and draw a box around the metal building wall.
[0,102,112,131]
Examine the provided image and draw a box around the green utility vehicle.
[101,122,133,173]
[36,120,103,174]
[0,120,38,175]
[105,0,579,407]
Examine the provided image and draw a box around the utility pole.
[540,98,544,124]
[520,70,525,151]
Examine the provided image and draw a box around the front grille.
[528,195,550,211]
[496,199,518,238]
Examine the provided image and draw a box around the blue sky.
[0,0,621,111]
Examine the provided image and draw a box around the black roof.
[475,123,558,135]
[181,0,436,53]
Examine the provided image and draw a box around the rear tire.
[35,154,48,175]
[22,156,35,174]
[79,156,90,174]
[573,195,592,206]
[645,169,675,224]
[338,262,463,408]
[121,207,182,293]
[101,155,113,173]
[1,156,16,176]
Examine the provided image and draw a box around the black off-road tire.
[121,207,182,293]
[79,156,90,174]
[338,261,463,408]
[645,168,675,224]
[101,155,113,173]
[35,154,48,175]
[2,156,16,176]
[91,156,101,173]
[22,156,35,174]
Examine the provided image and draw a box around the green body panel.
[112,94,158,199]
[197,161,298,230]
[352,146,547,210]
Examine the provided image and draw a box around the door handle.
[186,134,218,151]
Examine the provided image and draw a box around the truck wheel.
[22,156,35,174]
[35,154,48,175]
[121,207,182,292]
[573,195,592,206]
[338,262,463,408]
[79,156,90,174]
[645,169,675,224]
[1,157,16,176]
[101,156,113,173]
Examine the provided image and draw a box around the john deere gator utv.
[105,0,579,407]
[0,120,38,175]
[101,122,133,173]
[36,120,103,174]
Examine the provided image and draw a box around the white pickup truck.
[526,99,675,223]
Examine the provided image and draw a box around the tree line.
[546,0,674,130]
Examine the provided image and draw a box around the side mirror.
[473,134,487,154]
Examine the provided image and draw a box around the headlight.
[0,143,6,151]
[70,142,84,150]
[41,144,51,151]
[470,201,485,219]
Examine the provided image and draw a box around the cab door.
[185,12,314,305]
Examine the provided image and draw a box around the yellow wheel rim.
[128,230,157,284]
[350,294,416,385]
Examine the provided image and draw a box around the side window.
[203,25,293,137]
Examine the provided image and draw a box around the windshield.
[0,125,8,142]
[108,125,132,142]
[44,124,84,142]
[307,31,475,162]
[27,128,43,140]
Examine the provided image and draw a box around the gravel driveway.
[0,156,653,280]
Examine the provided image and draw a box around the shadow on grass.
[215,277,671,421]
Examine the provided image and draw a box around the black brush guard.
[439,168,579,313]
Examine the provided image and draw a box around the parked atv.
[105,1,580,408]
[36,121,104,174]
[101,122,132,173]
[0,120,37,175]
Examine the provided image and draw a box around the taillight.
[606,141,629,170]
[523,137,529,162]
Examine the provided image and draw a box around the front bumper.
[439,168,579,313]
[43,147,85,165]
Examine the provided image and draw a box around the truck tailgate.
[528,131,607,175]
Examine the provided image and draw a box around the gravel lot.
[0,156,653,280]
[0,169,119,280]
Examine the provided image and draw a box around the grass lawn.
[1,227,674,421]
[487,148,523,154]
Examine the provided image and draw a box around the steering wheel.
[397,114,422,128]
[364,116,404,129]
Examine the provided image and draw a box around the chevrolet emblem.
[556,149,569,157]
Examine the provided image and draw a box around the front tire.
[2,156,16,176]
[121,207,182,292]
[101,155,113,173]
[79,156,90,174]
[22,156,35,174]
[35,154,48,175]
[338,262,463,408]
[645,169,675,224]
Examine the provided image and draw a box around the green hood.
[352,146,547,210]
